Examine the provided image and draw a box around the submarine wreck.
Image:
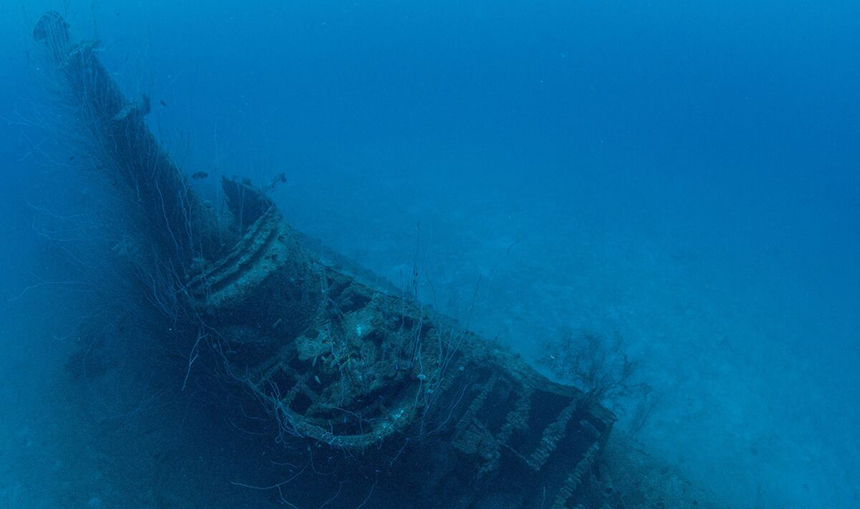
[27,10,662,509]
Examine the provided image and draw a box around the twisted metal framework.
[33,11,615,508]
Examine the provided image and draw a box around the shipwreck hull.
[33,11,615,508]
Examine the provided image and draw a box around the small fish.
[191,171,209,179]
[160,99,167,107]
[265,172,288,191]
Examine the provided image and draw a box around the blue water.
[1,1,858,507]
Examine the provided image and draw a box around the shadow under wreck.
[32,11,617,509]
